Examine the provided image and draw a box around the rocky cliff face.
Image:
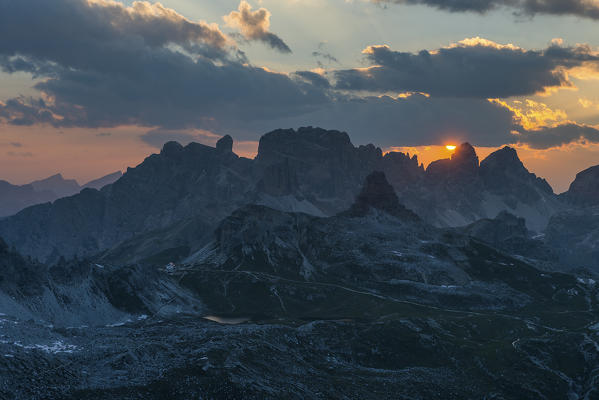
[545,205,599,270]
[399,144,563,232]
[0,127,580,262]
[0,141,256,262]
[254,127,424,214]
[1,174,598,399]
[0,128,428,262]
[561,165,599,207]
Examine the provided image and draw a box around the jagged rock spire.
[346,171,420,221]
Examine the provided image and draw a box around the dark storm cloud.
[517,124,599,149]
[242,94,517,147]
[0,0,596,151]
[372,0,599,19]
[335,40,599,98]
[224,1,292,53]
[0,0,325,129]
[228,93,599,150]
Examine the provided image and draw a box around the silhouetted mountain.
[30,174,80,198]
[345,171,420,221]
[561,165,599,207]
[82,171,123,190]
[0,128,427,262]
[0,172,123,218]
[0,181,57,218]
[399,144,563,231]
[0,127,588,263]
[254,127,424,214]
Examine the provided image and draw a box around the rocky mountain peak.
[480,146,554,196]
[347,171,419,221]
[564,165,599,207]
[216,135,233,153]
[426,142,479,179]
[480,146,524,173]
[256,127,353,164]
[451,142,479,169]
[161,141,184,157]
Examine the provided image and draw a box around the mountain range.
[0,171,122,218]
[0,127,594,268]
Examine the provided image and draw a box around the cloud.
[0,1,597,152]
[312,42,339,68]
[0,0,325,132]
[334,38,599,98]
[293,71,331,88]
[224,1,292,53]
[516,123,599,149]
[229,93,599,150]
[372,0,599,20]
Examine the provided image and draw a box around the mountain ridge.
[0,126,593,263]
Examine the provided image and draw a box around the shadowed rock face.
[0,127,429,262]
[562,165,599,207]
[346,171,420,221]
[480,147,553,202]
[426,142,479,182]
[0,127,584,262]
[399,143,562,232]
[216,135,233,153]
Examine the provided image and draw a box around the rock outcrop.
[346,171,420,221]
[561,165,599,207]
[0,127,581,262]
[399,144,562,232]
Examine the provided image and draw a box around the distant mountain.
[0,127,586,263]
[29,174,80,198]
[0,171,122,218]
[0,181,57,219]
[82,171,123,190]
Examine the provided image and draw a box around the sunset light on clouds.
[1,0,599,192]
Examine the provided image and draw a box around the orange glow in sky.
[445,145,457,151]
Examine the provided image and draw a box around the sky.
[1,0,599,192]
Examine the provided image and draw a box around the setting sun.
[446,145,457,151]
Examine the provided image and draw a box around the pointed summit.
[481,146,524,172]
[346,171,420,221]
[480,146,554,195]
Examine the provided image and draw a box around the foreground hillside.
[1,173,598,399]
